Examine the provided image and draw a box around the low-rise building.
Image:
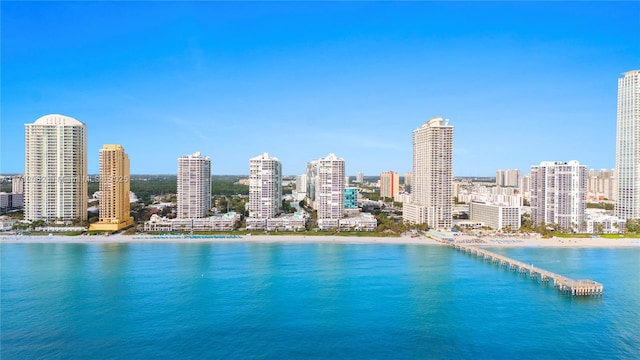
[246,217,267,230]
[318,218,340,230]
[0,216,18,231]
[469,201,521,231]
[394,193,412,204]
[143,214,173,232]
[144,212,241,232]
[267,212,307,231]
[338,213,377,231]
[585,210,625,234]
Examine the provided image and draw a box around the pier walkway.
[436,239,603,296]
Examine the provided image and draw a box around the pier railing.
[437,239,603,296]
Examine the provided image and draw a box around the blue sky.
[1,1,639,176]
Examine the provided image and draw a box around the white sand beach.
[1,233,639,248]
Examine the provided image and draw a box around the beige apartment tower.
[89,145,134,231]
[24,114,88,222]
[403,117,453,229]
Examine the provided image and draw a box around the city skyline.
[2,2,639,176]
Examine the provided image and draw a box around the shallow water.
[2,242,638,359]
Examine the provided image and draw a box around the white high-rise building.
[530,161,587,232]
[403,117,453,229]
[317,153,345,229]
[496,169,520,187]
[248,153,282,219]
[12,175,25,194]
[177,152,211,219]
[293,174,307,202]
[24,114,87,222]
[356,172,364,183]
[616,69,640,219]
[520,174,531,199]
[306,160,319,209]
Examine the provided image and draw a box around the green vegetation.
[548,233,592,238]
[520,213,533,231]
[362,192,380,201]
[213,196,247,215]
[624,219,640,233]
[4,211,24,220]
[211,179,249,196]
[129,176,178,203]
[600,233,640,238]
[1,183,13,192]
[121,227,138,235]
[85,175,251,204]
[375,213,407,234]
[586,202,614,210]
[281,200,296,213]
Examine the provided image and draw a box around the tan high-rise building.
[380,171,400,200]
[403,117,453,229]
[89,145,134,231]
[24,114,87,222]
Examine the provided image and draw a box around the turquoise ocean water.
[1,242,639,359]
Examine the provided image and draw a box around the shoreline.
[1,233,639,248]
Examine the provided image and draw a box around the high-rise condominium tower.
[89,145,134,231]
[12,175,24,194]
[306,160,319,209]
[496,169,520,187]
[24,114,87,222]
[403,117,453,229]
[530,161,587,232]
[248,153,282,219]
[616,70,640,220]
[380,171,400,199]
[317,153,345,229]
[177,152,211,219]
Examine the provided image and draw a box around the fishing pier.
[440,240,603,296]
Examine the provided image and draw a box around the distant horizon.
[2,2,638,175]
